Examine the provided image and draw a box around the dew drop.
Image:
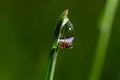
[58,19,74,49]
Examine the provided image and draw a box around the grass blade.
[45,9,74,80]
[89,0,119,80]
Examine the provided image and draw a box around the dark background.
[0,0,120,80]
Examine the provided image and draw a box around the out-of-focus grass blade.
[89,0,119,80]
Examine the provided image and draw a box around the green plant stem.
[45,9,69,80]
[46,47,59,80]
[89,0,119,80]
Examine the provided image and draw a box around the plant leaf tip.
[65,9,69,15]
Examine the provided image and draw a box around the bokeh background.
[0,0,120,80]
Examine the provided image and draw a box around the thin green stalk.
[46,47,59,80]
[89,0,119,80]
[45,9,70,80]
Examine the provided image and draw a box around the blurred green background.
[0,0,120,80]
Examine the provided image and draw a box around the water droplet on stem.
[58,19,74,49]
